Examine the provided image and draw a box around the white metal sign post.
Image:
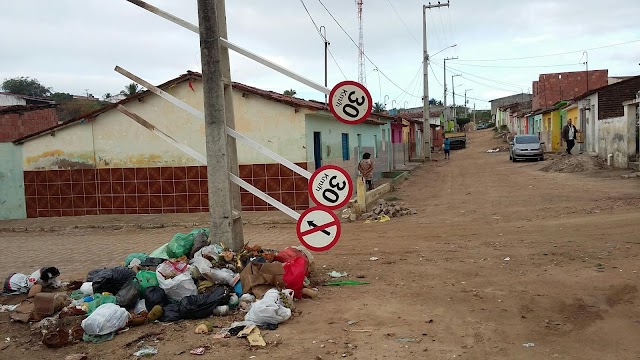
[308,165,353,210]
[296,207,341,252]
[329,80,373,125]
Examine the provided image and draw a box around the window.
[341,133,350,161]
[374,135,378,158]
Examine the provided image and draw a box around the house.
[5,72,392,219]
[0,93,56,107]
[489,93,532,122]
[0,104,59,142]
[575,75,640,168]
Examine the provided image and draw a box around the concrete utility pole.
[197,0,244,251]
[452,74,460,121]
[423,1,450,160]
[464,89,472,117]
[443,56,458,109]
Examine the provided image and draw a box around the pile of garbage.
[361,201,417,221]
[1,228,317,349]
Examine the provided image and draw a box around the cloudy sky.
[1,0,639,110]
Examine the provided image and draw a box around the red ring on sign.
[329,80,373,125]
[308,165,353,210]
[296,206,342,252]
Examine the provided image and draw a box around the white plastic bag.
[244,288,292,325]
[190,257,236,285]
[156,270,197,301]
[81,303,129,335]
[193,244,223,262]
[80,282,94,296]
[133,299,147,314]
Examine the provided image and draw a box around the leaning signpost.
[122,0,373,252]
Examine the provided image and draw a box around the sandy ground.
[1,129,640,360]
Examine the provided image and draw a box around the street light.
[432,44,457,58]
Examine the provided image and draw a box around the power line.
[432,61,525,90]
[299,0,348,79]
[391,63,423,104]
[453,39,640,62]
[317,0,421,98]
[386,0,420,45]
[448,62,580,69]
[458,75,521,94]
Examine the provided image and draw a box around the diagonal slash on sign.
[300,220,338,237]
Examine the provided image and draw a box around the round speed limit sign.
[329,80,373,125]
[308,165,353,210]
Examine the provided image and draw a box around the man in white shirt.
[562,119,578,155]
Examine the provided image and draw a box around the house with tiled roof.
[2,72,395,220]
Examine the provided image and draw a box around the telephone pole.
[197,0,244,251]
[443,56,458,109]
[464,89,472,117]
[320,26,329,105]
[423,1,450,161]
[452,74,460,122]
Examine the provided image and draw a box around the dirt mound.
[541,155,608,173]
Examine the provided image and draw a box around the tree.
[49,92,73,104]
[120,83,143,97]
[1,77,52,97]
[283,89,296,96]
[373,102,386,113]
[102,93,113,101]
[429,98,437,105]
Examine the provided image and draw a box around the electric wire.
[317,0,422,98]
[299,0,348,79]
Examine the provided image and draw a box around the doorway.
[313,132,322,170]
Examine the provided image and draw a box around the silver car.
[509,135,545,162]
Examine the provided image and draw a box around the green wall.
[0,143,26,220]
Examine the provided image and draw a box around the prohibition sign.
[308,165,353,210]
[329,80,373,125]
[296,206,342,252]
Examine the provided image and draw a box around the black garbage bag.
[178,286,230,320]
[116,278,140,309]
[188,230,210,259]
[140,257,165,269]
[144,286,169,312]
[92,266,136,294]
[159,303,182,322]
[86,268,107,282]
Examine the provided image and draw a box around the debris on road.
[522,342,535,348]
[369,257,379,261]
[327,271,348,278]
[361,201,417,221]
[0,227,319,350]
[324,280,369,286]
[541,155,607,173]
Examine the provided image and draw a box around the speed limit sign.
[329,81,373,125]
[308,165,353,210]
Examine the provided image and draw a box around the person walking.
[562,119,578,155]
[358,152,374,191]
[443,136,451,159]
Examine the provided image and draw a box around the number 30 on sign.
[329,81,373,125]
[308,165,353,210]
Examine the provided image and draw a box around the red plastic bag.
[282,257,307,299]
[275,247,306,264]
[157,260,189,279]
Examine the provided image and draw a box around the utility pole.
[443,56,458,109]
[582,51,589,92]
[321,26,329,105]
[197,0,244,251]
[464,89,472,117]
[423,1,450,161]
[452,74,460,122]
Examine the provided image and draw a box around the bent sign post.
[296,207,341,252]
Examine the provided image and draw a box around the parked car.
[509,135,545,162]
[476,123,488,129]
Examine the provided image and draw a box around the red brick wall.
[598,76,640,119]
[23,164,309,218]
[532,70,608,110]
[0,107,58,142]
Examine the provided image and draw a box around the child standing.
[443,137,451,159]
[358,152,374,191]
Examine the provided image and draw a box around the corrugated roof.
[0,92,56,104]
[13,72,390,144]
[0,104,57,115]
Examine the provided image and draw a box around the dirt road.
[1,130,639,360]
